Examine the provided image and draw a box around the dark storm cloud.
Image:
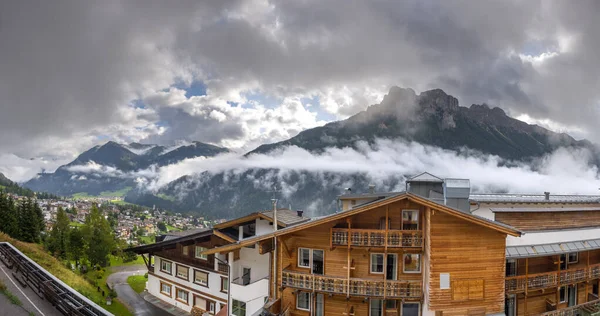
[2,0,600,165]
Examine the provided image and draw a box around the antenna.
[267,184,281,232]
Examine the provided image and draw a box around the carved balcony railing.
[506,263,600,294]
[539,298,600,316]
[281,270,422,299]
[331,228,422,248]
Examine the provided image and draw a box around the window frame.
[403,253,422,274]
[159,281,172,298]
[175,287,189,305]
[506,259,517,277]
[220,276,228,293]
[401,301,422,316]
[296,291,311,311]
[208,301,216,314]
[559,286,567,303]
[568,252,579,264]
[160,259,172,275]
[298,248,311,268]
[402,210,420,230]
[369,299,383,316]
[193,269,209,287]
[370,253,385,274]
[182,245,189,256]
[195,246,208,260]
[176,264,189,281]
[232,299,246,316]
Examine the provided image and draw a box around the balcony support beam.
[525,257,528,315]
[347,218,351,299]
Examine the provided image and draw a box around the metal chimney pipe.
[368,184,375,194]
[544,192,550,200]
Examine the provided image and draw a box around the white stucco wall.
[150,256,227,314]
[506,227,600,246]
[256,218,274,236]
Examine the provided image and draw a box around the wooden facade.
[495,210,600,231]
[267,195,517,316]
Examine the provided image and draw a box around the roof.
[491,206,600,213]
[126,228,213,253]
[506,238,600,259]
[444,178,470,188]
[213,209,310,229]
[470,193,600,204]
[202,192,521,255]
[407,172,443,183]
[338,192,402,199]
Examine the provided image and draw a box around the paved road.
[0,259,62,316]
[106,265,171,316]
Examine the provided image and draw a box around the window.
[221,277,228,293]
[208,301,215,314]
[401,302,420,316]
[195,246,208,260]
[402,210,419,230]
[452,279,484,301]
[559,286,567,303]
[403,253,421,273]
[369,299,383,316]
[194,270,209,286]
[176,265,189,280]
[593,281,599,296]
[568,252,579,264]
[297,291,310,311]
[160,259,172,274]
[297,248,324,274]
[160,282,171,297]
[505,295,516,316]
[370,254,384,274]
[560,254,568,270]
[176,288,189,304]
[232,299,246,316]
[182,246,189,256]
[298,248,310,268]
[506,259,517,277]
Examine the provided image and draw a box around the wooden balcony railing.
[281,270,422,299]
[331,228,422,248]
[217,262,228,274]
[539,298,600,316]
[506,263,600,294]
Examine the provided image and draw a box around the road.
[0,258,62,316]
[106,265,171,316]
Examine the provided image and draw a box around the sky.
[2,0,600,182]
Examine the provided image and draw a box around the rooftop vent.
[297,210,304,217]
[544,192,550,200]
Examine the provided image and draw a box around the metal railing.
[331,228,422,248]
[0,242,113,316]
[281,270,421,299]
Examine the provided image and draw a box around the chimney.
[297,210,304,217]
[368,184,375,194]
[544,192,550,200]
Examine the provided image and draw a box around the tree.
[82,205,115,267]
[157,221,167,232]
[67,228,85,266]
[0,192,19,238]
[17,198,44,243]
[46,207,70,258]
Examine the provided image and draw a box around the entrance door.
[242,267,251,285]
[568,285,577,307]
[314,293,324,316]
[386,254,397,280]
[312,250,324,275]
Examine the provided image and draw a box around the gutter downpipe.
[271,199,278,306]
[215,256,231,316]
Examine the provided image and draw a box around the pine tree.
[82,205,115,267]
[67,228,85,266]
[47,207,70,258]
[17,198,44,243]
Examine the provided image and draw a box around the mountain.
[249,87,592,161]
[24,141,229,196]
[126,87,598,218]
[0,172,57,198]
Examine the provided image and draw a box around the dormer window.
[402,210,419,230]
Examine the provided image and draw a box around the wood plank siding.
[495,210,600,231]
[427,211,507,315]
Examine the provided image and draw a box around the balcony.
[281,270,422,299]
[506,263,600,294]
[539,298,600,316]
[231,276,269,303]
[331,228,422,248]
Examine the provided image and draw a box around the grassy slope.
[99,187,132,197]
[0,233,132,316]
[126,275,147,294]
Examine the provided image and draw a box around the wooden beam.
[347,218,351,298]
[213,229,236,243]
[587,250,591,302]
[525,258,528,315]
[280,238,293,258]
[557,255,561,306]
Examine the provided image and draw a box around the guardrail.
[0,242,114,316]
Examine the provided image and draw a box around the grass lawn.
[69,221,84,227]
[0,233,133,316]
[109,199,135,206]
[109,254,145,267]
[165,224,181,232]
[156,193,176,202]
[137,235,155,245]
[72,192,96,199]
[126,275,147,294]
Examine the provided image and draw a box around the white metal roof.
[407,172,443,182]
[470,193,600,203]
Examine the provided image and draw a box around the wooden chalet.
[204,178,522,316]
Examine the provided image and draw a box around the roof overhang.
[202,192,521,256]
[126,230,214,254]
[213,212,287,229]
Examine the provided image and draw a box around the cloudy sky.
[1,0,600,181]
